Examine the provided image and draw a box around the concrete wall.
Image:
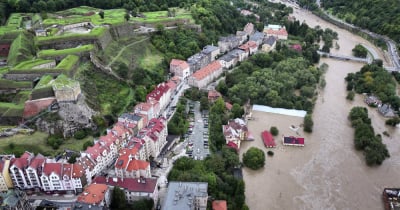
[3,72,61,81]
[54,83,81,102]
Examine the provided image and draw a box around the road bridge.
[317,51,371,63]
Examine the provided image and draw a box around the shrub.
[243,147,265,170]
[74,129,87,140]
[270,126,279,136]
[82,140,94,150]
[267,151,274,156]
[346,91,355,101]
[386,117,400,127]
[303,114,313,133]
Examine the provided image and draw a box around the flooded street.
[241,6,400,210]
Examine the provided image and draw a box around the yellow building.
[0,159,14,191]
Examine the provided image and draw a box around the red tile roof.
[77,183,108,205]
[227,141,239,151]
[126,159,149,172]
[146,83,170,102]
[208,90,221,101]
[115,147,137,170]
[134,102,153,112]
[29,154,45,169]
[11,151,33,169]
[93,176,157,193]
[62,163,72,178]
[170,59,189,70]
[265,28,288,37]
[43,162,62,177]
[262,130,276,148]
[225,102,233,111]
[78,156,95,171]
[192,61,222,81]
[23,98,57,119]
[72,163,85,178]
[212,200,227,210]
[140,117,166,142]
[85,143,109,161]
[98,132,119,148]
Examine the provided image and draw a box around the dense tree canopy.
[242,147,265,170]
[321,0,400,42]
[348,107,390,166]
[352,44,368,58]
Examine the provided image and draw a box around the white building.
[170,59,190,79]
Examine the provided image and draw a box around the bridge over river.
[317,51,399,72]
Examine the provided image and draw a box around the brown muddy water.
[240,6,400,210]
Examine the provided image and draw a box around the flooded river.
[241,6,400,210]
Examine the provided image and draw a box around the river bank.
[241,4,400,210]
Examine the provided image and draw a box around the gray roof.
[73,202,108,210]
[119,113,141,122]
[202,45,219,54]
[187,52,207,64]
[219,54,236,62]
[163,182,208,210]
[263,36,277,46]
[228,49,246,57]
[0,190,27,208]
[250,31,265,41]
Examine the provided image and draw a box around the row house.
[76,183,110,208]
[218,35,242,53]
[228,49,248,62]
[263,24,288,40]
[77,156,96,184]
[243,23,255,36]
[218,53,237,69]
[170,59,190,79]
[167,76,183,94]
[222,118,252,150]
[262,36,277,53]
[0,156,14,192]
[188,61,223,89]
[236,31,248,44]
[134,102,157,126]
[146,83,171,114]
[115,147,151,179]
[238,41,258,56]
[137,117,168,159]
[118,113,143,135]
[249,31,265,46]
[25,154,46,190]
[93,176,159,205]
[187,45,220,73]
[9,152,34,189]
[40,162,86,193]
[83,142,113,177]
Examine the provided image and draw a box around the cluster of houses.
[169,23,288,89]
[364,95,397,118]
[0,75,187,209]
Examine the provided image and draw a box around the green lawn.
[36,27,106,43]
[13,59,54,70]
[133,8,194,23]
[38,44,94,57]
[0,131,93,157]
[35,75,54,89]
[56,55,79,70]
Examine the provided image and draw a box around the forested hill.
[321,0,400,42]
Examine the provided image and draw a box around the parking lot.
[185,101,210,160]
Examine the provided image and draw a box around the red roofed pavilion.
[262,130,276,148]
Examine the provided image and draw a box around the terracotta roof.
[62,163,72,178]
[11,151,33,169]
[191,61,222,81]
[126,159,149,172]
[29,154,45,169]
[146,83,170,102]
[166,80,177,92]
[134,102,153,112]
[23,97,57,119]
[72,163,85,178]
[77,183,108,205]
[78,156,95,171]
[85,143,109,161]
[170,59,189,70]
[115,147,136,170]
[93,176,157,193]
[208,90,221,100]
[98,132,119,147]
[212,200,227,210]
[265,28,288,37]
[43,162,62,177]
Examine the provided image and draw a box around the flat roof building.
[162,182,208,210]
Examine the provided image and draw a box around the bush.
[303,114,313,133]
[47,134,63,149]
[346,91,355,101]
[74,129,87,140]
[386,117,400,127]
[352,44,368,58]
[267,151,274,156]
[82,140,94,150]
[270,126,279,136]
[243,147,265,170]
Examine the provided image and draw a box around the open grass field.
[13,59,54,70]
[0,131,93,156]
[56,55,79,70]
[7,32,35,66]
[43,7,127,26]
[133,8,193,23]
[36,27,106,43]
[0,102,24,117]
[38,44,94,57]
